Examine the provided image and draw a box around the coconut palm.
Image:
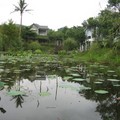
[12,0,31,37]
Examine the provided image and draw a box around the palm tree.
[12,0,31,37]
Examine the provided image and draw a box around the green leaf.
[72,78,85,82]
[59,84,80,91]
[94,81,103,84]
[70,73,81,77]
[0,82,5,87]
[107,79,120,82]
[63,76,73,80]
[79,85,91,90]
[7,90,26,96]
[113,84,120,87]
[95,90,109,94]
[39,92,51,96]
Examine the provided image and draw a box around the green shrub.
[34,49,42,54]
[28,41,41,51]
[58,50,67,55]
[63,38,78,51]
[89,42,101,52]
[0,33,3,51]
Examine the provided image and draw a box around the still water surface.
[0,77,101,120]
[0,60,120,120]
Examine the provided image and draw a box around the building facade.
[31,23,48,36]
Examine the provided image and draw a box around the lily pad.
[63,76,73,80]
[39,92,51,96]
[14,70,21,74]
[107,70,115,73]
[72,78,85,82]
[0,82,5,87]
[98,79,104,82]
[70,73,81,77]
[7,90,26,96]
[59,83,80,91]
[79,85,91,90]
[94,81,103,84]
[95,90,109,94]
[107,79,120,82]
[113,84,120,87]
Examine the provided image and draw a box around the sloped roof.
[32,23,48,30]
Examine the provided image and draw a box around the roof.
[32,23,48,30]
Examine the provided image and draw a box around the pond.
[0,56,120,120]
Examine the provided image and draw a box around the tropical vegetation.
[0,0,119,66]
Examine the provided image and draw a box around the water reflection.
[0,61,120,120]
[77,64,120,120]
[10,95,25,108]
[0,107,6,114]
[0,97,6,114]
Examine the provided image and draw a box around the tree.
[0,20,22,51]
[21,26,37,41]
[28,41,41,51]
[12,0,31,37]
[97,9,120,39]
[82,17,99,39]
[63,38,78,51]
[108,0,120,12]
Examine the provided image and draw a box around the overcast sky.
[0,0,108,30]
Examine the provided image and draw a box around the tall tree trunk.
[19,13,22,38]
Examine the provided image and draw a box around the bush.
[28,41,41,51]
[34,49,42,54]
[58,50,67,55]
[63,38,78,51]
[89,42,101,52]
[0,33,3,51]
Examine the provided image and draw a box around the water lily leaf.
[39,92,51,96]
[95,90,109,94]
[113,84,120,87]
[59,83,80,91]
[72,78,85,82]
[63,76,73,80]
[94,81,103,84]
[47,75,56,79]
[107,70,115,73]
[7,90,26,96]
[107,79,120,82]
[80,86,91,90]
[93,73,99,76]
[0,82,5,87]
[0,69,4,72]
[14,70,21,74]
[98,79,104,82]
[70,73,81,77]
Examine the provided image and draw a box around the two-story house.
[30,23,48,36]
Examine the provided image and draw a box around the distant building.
[30,23,49,36]
[80,29,95,51]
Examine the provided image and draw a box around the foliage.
[34,49,42,54]
[82,17,99,39]
[108,0,120,12]
[58,50,67,55]
[22,26,37,40]
[7,90,26,96]
[0,20,22,51]
[48,26,85,46]
[113,36,120,49]
[28,41,41,51]
[12,0,31,36]
[63,38,78,51]
[97,9,118,39]
[0,33,3,51]
[48,29,64,42]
